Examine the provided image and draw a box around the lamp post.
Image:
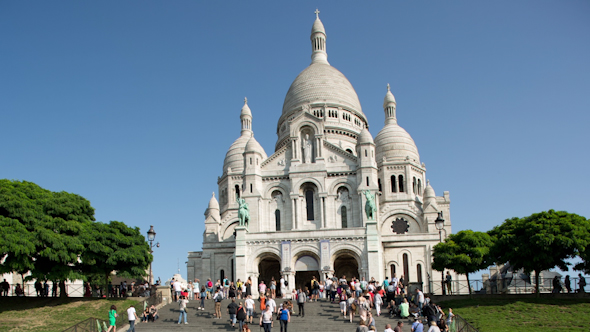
[434,212,445,295]
[147,225,160,285]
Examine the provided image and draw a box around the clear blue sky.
[1,1,589,282]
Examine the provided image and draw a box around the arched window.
[413,177,416,193]
[378,179,382,192]
[398,175,404,193]
[403,253,409,281]
[417,179,422,195]
[346,148,353,154]
[417,264,423,283]
[365,149,368,157]
[391,175,397,193]
[366,177,369,186]
[341,206,348,228]
[275,209,281,231]
[305,189,314,220]
[231,259,234,282]
[220,269,225,282]
[235,185,240,198]
[390,265,396,278]
[250,183,253,193]
[250,157,252,165]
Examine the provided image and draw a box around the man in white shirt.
[384,323,395,332]
[245,295,255,324]
[173,280,183,302]
[266,296,277,327]
[279,276,286,298]
[416,289,425,314]
[126,305,139,332]
[391,273,399,289]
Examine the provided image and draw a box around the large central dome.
[282,63,363,117]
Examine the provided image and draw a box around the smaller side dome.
[208,192,219,210]
[383,84,396,108]
[244,136,268,159]
[311,9,325,34]
[423,180,435,199]
[357,127,374,145]
[241,97,252,117]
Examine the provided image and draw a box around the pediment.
[261,144,290,170]
[324,140,357,163]
[423,203,439,213]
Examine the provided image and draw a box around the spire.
[240,98,253,137]
[383,83,397,125]
[311,9,328,64]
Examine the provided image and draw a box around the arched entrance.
[258,255,281,293]
[334,252,360,281]
[294,255,320,291]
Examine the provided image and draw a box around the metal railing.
[62,317,109,332]
[427,277,587,295]
[452,314,479,332]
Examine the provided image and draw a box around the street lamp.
[435,212,445,295]
[147,225,160,285]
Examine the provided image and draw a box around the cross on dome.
[315,8,320,18]
[244,97,248,104]
[387,83,391,92]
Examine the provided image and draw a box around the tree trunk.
[59,280,67,298]
[466,273,472,297]
[535,269,540,297]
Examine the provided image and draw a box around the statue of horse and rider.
[364,190,377,221]
[237,195,250,229]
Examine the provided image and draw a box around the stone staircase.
[135,298,415,331]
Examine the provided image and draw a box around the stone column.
[250,273,260,299]
[290,194,298,230]
[235,226,248,285]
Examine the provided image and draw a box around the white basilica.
[187,12,451,297]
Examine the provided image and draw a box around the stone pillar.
[365,221,384,282]
[235,226,248,284]
[250,273,260,299]
[290,194,298,230]
[284,271,295,299]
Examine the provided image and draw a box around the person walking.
[237,301,247,332]
[177,295,189,325]
[199,286,206,310]
[126,305,139,332]
[245,295,255,324]
[106,305,118,332]
[228,298,239,327]
[259,305,273,332]
[214,288,224,319]
[296,288,307,317]
[279,301,290,332]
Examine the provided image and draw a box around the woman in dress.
[245,277,252,297]
[106,305,117,332]
[229,281,237,299]
[270,277,277,299]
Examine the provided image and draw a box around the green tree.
[489,210,590,295]
[0,180,95,296]
[79,220,152,294]
[432,230,493,295]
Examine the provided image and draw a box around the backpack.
[284,281,288,286]
[207,281,213,288]
[313,280,319,290]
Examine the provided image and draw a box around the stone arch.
[329,179,354,195]
[247,246,282,271]
[291,120,321,138]
[221,220,239,241]
[332,247,362,280]
[291,248,321,291]
[290,246,321,267]
[263,182,290,199]
[292,177,324,193]
[386,260,400,279]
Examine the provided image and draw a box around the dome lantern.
[240,97,253,137]
[383,84,397,125]
[311,9,328,65]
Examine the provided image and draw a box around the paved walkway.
[133,297,416,332]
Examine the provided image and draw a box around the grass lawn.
[438,297,590,332]
[0,297,141,332]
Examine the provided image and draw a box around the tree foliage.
[0,179,152,296]
[432,230,493,295]
[489,210,590,294]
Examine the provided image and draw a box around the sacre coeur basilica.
[187,12,452,297]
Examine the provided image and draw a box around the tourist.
[280,275,286,298]
[227,298,239,327]
[229,281,237,299]
[279,301,290,332]
[199,286,206,310]
[186,281,193,300]
[446,308,454,326]
[148,304,158,322]
[15,283,24,296]
[237,301,247,332]
[259,305,273,332]
[358,294,369,322]
[193,279,200,300]
[348,291,356,323]
[260,280,267,296]
[393,321,403,332]
[241,323,252,332]
[338,286,348,317]
[374,287,383,316]
[223,276,230,298]
[427,321,441,332]
[126,305,139,332]
[296,288,307,317]
[245,294,255,324]
[245,277,252,297]
[141,307,150,322]
[270,277,277,299]
[177,295,189,325]
[356,319,369,332]
[213,288,224,319]
[552,276,562,293]
[445,272,452,295]
[173,279,182,302]
[437,318,448,332]
[0,279,9,296]
[578,273,586,293]
[384,323,394,332]
[367,312,376,330]
[310,276,320,301]
[411,317,424,332]
[565,275,572,293]
[237,279,243,299]
[266,293,277,327]
[399,298,410,318]
[416,289,425,314]
[206,278,213,299]
[398,275,405,295]
[105,305,117,332]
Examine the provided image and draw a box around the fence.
[3,283,85,297]
[452,314,479,332]
[428,277,587,295]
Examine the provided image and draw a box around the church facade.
[187,13,451,298]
